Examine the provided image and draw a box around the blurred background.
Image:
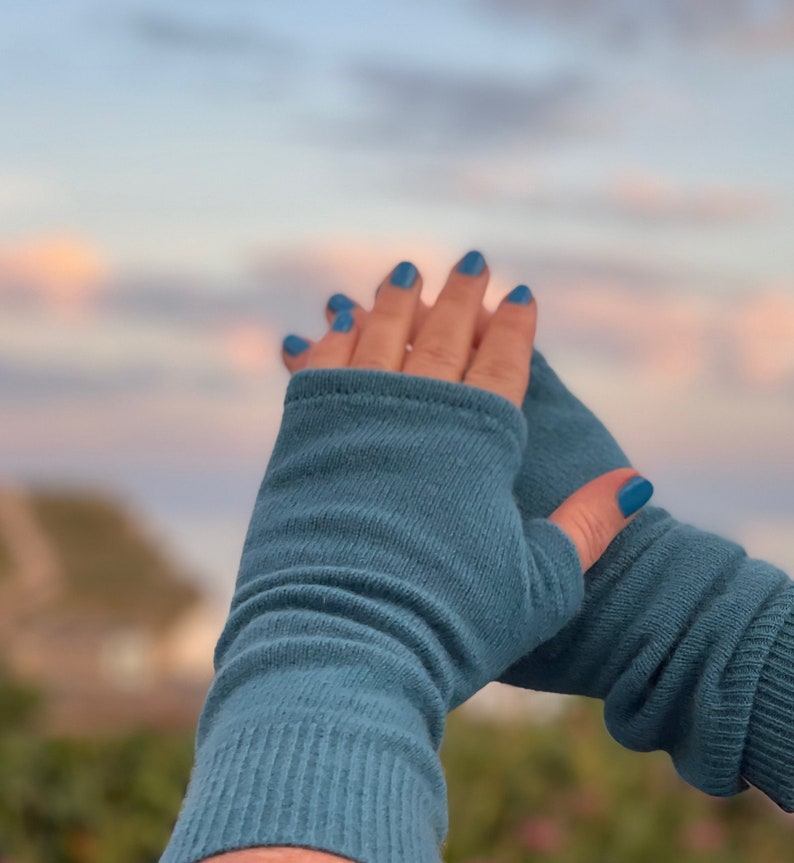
[0,1,792,861]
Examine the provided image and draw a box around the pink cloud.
[732,286,794,388]
[537,280,794,391]
[219,323,279,375]
[610,171,775,222]
[408,164,777,224]
[247,233,464,308]
[0,235,109,318]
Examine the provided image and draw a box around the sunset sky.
[1,0,792,607]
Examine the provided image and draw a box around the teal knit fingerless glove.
[160,367,584,863]
[501,348,794,810]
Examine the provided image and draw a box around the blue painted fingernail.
[390,261,418,289]
[507,284,532,304]
[332,310,354,332]
[328,293,356,313]
[617,476,654,518]
[457,250,485,276]
[283,335,310,356]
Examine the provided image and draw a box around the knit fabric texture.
[159,366,584,863]
[500,347,794,810]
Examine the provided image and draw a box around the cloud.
[247,234,463,324]
[732,286,794,388]
[475,0,794,52]
[219,323,279,376]
[605,173,775,222]
[0,233,790,569]
[405,164,777,224]
[545,172,775,224]
[2,233,790,479]
[722,10,794,53]
[535,278,794,393]
[125,8,298,58]
[325,62,601,153]
[95,275,267,328]
[0,236,109,317]
[0,362,163,401]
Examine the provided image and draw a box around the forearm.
[159,477,453,863]
[160,366,581,863]
[504,502,794,808]
[599,507,794,804]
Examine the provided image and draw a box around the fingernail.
[617,476,654,518]
[390,261,418,289]
[332,310,354,332]
[283,335,310,356]
[328,293,356,313]
[457,250,485,276]
[506,284,532,304]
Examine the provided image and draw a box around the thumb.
[547,468,654,572]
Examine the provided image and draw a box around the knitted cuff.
[742,594,794,811]
[160,709,445,863]
[665,562,793,801]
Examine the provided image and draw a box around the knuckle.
[413,339,461,372]
[569,507,610,564]
[470,354,523,383]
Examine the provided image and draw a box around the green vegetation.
[2,676,793,863]
[0,669,193,863]
[442,698,793,863]
[28,489,202,630]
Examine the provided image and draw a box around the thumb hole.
[547,468,654,572]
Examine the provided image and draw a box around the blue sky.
[0,0,792,605]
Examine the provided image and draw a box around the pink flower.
[680,818,726,852]
[517,816,567,852]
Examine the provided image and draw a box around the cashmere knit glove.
[160,366,585,863]
[500,348,794,811]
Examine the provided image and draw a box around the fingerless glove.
[501,348,794,811]
[160,367,584,863]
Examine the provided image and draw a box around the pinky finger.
[305,309,361,370]
[282,334,316,375]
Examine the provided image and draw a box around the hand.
[281,249,654,572]
[282,250,530,410]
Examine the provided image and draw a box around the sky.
[1,0,793,608]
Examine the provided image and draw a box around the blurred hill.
[0,484,227,737]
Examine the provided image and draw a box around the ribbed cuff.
[159,715,443,863]
[657,559,792,802]
[743,599,794,811]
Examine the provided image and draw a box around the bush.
[2,693,794,861]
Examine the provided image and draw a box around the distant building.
[0,485,227,736]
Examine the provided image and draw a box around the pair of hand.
[192,249,786,863]
[281,249,653,574]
